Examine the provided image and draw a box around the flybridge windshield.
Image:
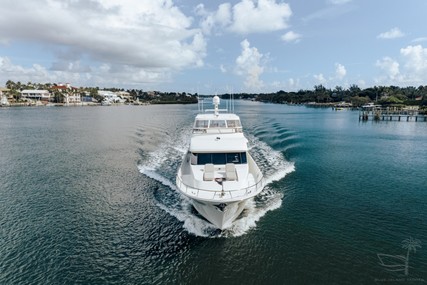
[194,119,241,129]
[191,152,247,165]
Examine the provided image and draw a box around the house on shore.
[52,83,81,105]
[98,90,125,103]
[116,91,131,102]
[21,90,51,101]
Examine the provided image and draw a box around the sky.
[1,0,427,94]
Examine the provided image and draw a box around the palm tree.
[401,237,421,275]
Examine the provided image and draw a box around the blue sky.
[1,0,427,94]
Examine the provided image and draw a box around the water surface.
[1,102,426,284]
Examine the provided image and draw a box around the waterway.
[1,101,426,284]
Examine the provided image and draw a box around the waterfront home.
[98,90,125,103]
[21,90,51,101]
[52,83,81,104]
[63,93,82,105]
[116,91,131,102]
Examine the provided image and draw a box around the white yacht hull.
[175,95,265,230]
[191,198,248,230]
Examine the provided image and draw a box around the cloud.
[335,63,346,80]
[230,0,292,34]
[377,27,405,39]
[412,37,427,43]
[375,57,400,82]
[0,56,172,88]
[314,73,326,84]
[302,3,354,23]
[311,63,346,86]
[0,0,206,86]
[400,45,427,80]
[375,45,427,85]
[198,0,292,35]
[196,3,232,35]
[235,39,264,89]
[281,31,302,43]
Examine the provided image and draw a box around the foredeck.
[176,153,264,202]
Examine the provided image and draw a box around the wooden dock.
[359,109,427,122]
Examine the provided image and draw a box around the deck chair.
[225,163,237,181]
[203,164,215,181]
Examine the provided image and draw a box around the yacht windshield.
[192,152,247,165]
[226,120,241,128]
[195,120,209,128]
[209,120,226,128]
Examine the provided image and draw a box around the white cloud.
[412,37,427,43]
[287,78,300,90]
[281,31,302,43]
[375,45,427,85]
[375,57,400,82]
[400,45,427,80]
[198,0,292,35]
[377,27,405,39]
[235,39,264,89]
[302,3,354,23]
[314,73,326,84]
[0,0,206,86]
[220,64,227,73]
[335,63,346,80]
[196,3,232,35]
[0,56,172,88]
[229,0,292,34]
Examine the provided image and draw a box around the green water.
[0,102,426,284]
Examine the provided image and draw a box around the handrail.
[192,127,243,134]
[176,173,265,200]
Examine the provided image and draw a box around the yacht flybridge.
[176,96,265,230]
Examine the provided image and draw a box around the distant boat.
[0,95,10,106]
[176,96,265,230]
[361,103,381,109]
[101,99,112,106]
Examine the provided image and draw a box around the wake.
[137,128,295,238]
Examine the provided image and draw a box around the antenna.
[213,95,220,116]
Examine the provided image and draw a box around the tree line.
[4,80,197,104]
[4,80,427,107]
[231,84,427,108]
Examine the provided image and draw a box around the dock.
[359,108,427,122]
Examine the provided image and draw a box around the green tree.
[379,95,404,106]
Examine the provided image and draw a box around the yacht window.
[209,120,226,128]
[212,153,226,164]
[193,152,247,165]
[226,120,241,128]
[195,120,209,128]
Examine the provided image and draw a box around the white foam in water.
[223,190,283,237]
[248,133,295,184]
[138,125,295,237]
[138,165,178,191]
[156,197,217,237]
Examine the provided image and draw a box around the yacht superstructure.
[176,96,264,229]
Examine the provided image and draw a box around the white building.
[98,90,124,103]
[52,83,81,104]
[63,93,82,105]
[21,90,51,101]
[116,91,131,101]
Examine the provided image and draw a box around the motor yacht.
[176,96,264,229]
